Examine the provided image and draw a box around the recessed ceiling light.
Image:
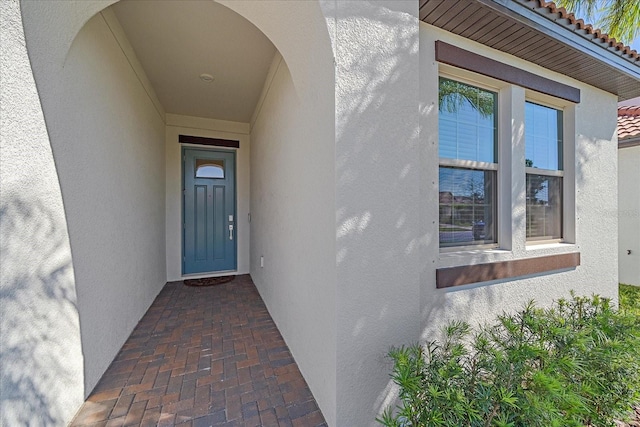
[200,73,214,83]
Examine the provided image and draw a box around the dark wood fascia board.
[619,138,640,149]
[179,134,239,148]
[436,252,580,289]
[435,41,581,103]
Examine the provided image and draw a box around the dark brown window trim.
[435,41,581,104]
[179,134,239,148]
[436,252,580,289]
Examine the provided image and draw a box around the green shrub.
[620,284,640,317]
[378,294,640,427]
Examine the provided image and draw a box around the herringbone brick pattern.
[70,275,326,427]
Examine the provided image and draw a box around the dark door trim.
[179,134,240,148]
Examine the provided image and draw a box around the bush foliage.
[620,284,640,317]
[378,294,640,427]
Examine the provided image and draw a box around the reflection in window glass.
[525,102,563,241]
[439,167,497,247]
[195,159,224,179]
[525,102,563,170]
[526,174,562,240]
[439,78,497,163]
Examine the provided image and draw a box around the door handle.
[229,224,234,240]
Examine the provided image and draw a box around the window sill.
[440,244,501,254]
[439,247,513,267]
[526,241,575,252]
[436,251,580,289]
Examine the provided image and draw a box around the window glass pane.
[439,118,458,159]
[195,159,224,179]
[439,167,497,247]
[439,78,497,163]
[478,127,494,161]
[526,174,562,240]
[525,102,563,170]
[457,122,478,160]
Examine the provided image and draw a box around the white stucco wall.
[216,2,337,424]
[165,114,251,281]
[419,22,619,347]
[329,2,422,425]
[248,53,338,425]
[619,145,640,286]
[1,1,84,425]
[19,1,338,424]
[21,5,168,401]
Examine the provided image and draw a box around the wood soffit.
[420,0,640,101]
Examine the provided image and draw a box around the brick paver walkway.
[70,275,326,427]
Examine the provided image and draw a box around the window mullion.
[501,85,526,252]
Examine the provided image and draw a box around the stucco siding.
[330,1,422,425]
[30,11,167,398]
[1,1,84,425]
[619,145,640,286]
[215,2,338,423]
[249,53,338,426]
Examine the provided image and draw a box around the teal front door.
[183,148,236,274]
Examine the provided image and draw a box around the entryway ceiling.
[112,0,276,122]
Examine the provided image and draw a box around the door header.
[179,134,239,148]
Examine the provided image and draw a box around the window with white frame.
[525,101,563,242]
[438,77,497,248]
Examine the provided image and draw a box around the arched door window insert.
[195,159,225,179]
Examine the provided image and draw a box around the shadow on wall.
[334,4,420,298]
[330,1,423,424]
[0,195,84,426]
[328,4,513,420]
[574,116,617,250]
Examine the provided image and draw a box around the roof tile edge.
[619,106,640,116]
[530,0,639,62]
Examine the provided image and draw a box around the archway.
[16,0,336,424]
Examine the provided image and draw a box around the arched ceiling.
[111,0,276,122]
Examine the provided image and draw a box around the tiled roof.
[618,106,640,140]
[535,0,639,63]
